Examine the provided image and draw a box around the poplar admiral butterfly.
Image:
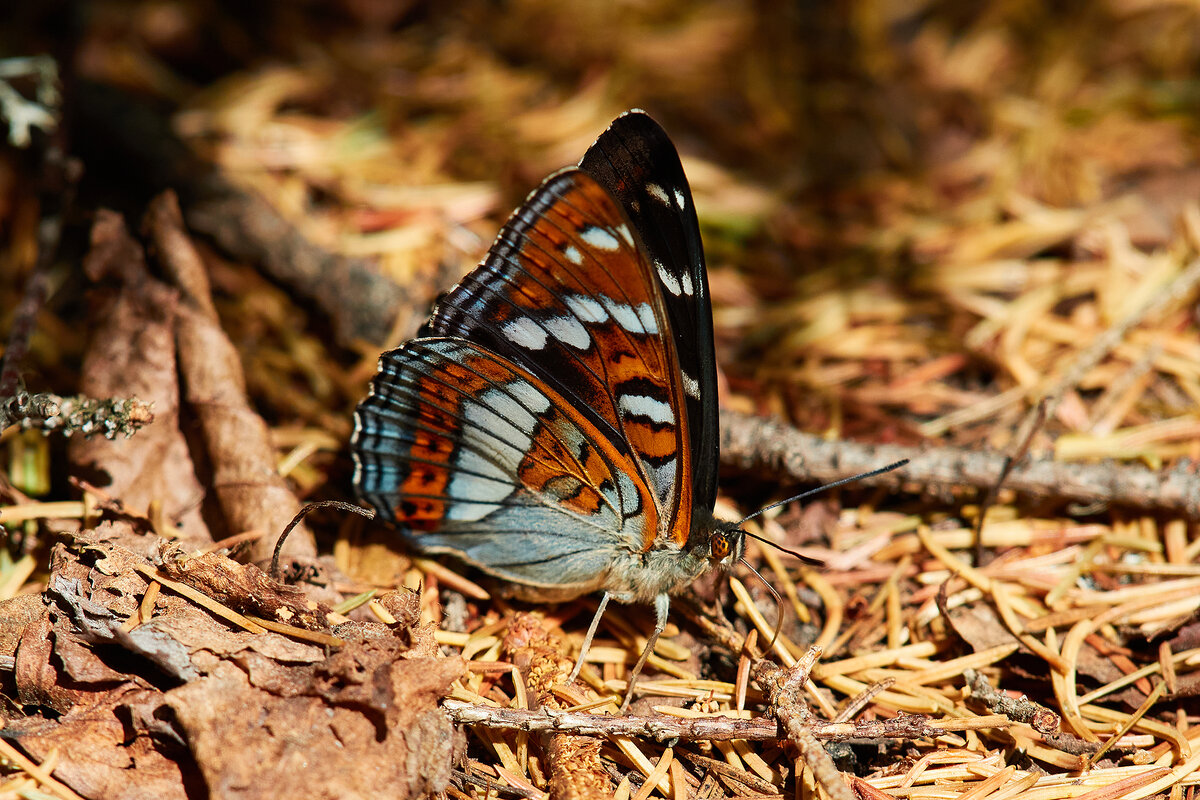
[352,111,749,710]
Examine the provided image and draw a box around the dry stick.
[74,80,405,347]
[978,254,1200,530]
[831,677,895,724]
[675,751,780,796]
[681,608,1014,797]
[753,651,855,800]
[719,410,1200,516]
[440,700,1003,743]
[963,669,1059,734]
[446,610,1013,797]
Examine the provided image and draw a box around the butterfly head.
[685,510,746,576]
[703,521,746,571]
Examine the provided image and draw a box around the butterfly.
[352,110,751,711]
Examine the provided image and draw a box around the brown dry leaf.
[143,191,316,562]
[59,533,325,666]
[0,593,45,660]
[7,532,463,800]
[72,209,211,548]
[162,647,464,800]
[5,690,190,800]
[945,601,1022,655]
[13,612,108,713]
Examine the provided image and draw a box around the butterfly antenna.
[741,530,822,565]
[738,557,786,650]
[736,458,909,526]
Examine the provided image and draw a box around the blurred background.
[3,0,1200,491]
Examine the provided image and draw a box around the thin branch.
[440,699,1009,743]
[753,650,855,800]
[719,410,1200,517]
[963,669,1059,734]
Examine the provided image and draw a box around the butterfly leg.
[568,592,612,684]
[619,592,670,713]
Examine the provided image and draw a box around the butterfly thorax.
[603,510,745,604]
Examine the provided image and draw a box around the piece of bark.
[71,209,211,548]
[143,192,316,561]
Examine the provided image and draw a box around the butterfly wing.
[578,111,719,515]
[353,337,659,592]
[422,167,696,547]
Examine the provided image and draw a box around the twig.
[1,391,61,429]
[754,650,854,800]
[19,393,155,438]
[832,678,894,724]
[719,410,1200,516]
[675,750,780,795]
[440,700,1005,743]
[963,669,1059,734]
[443,699,781,741]
[74,80,406,347]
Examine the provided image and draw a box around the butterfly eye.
[710,532,731,561]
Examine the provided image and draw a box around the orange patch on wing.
[391,357,514,530]
[517,411,609,518]
[391,377,458,528]
[624,422,677,459]
[527,177,692,547]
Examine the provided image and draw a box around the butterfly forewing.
[579,111,720,514]
[424,169,695,546]
[354,338,659,589]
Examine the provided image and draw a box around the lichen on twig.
[2,392,155,438]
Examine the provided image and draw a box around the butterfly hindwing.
[579,110,720,515]
[353,338,660,589]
